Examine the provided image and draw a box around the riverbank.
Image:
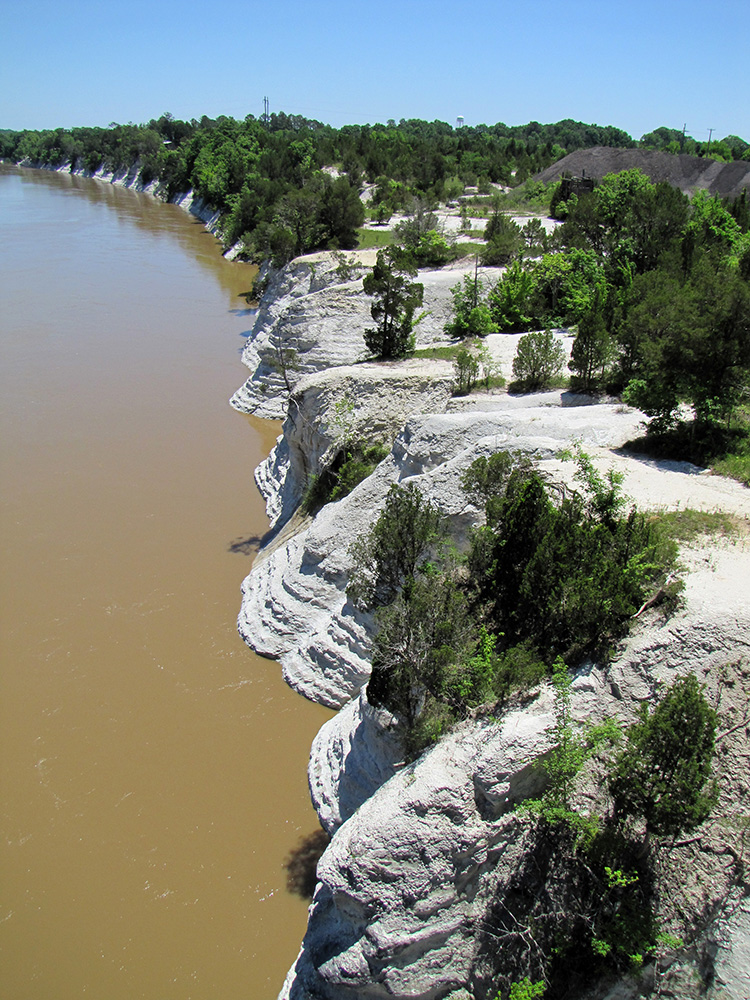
[234,248,750,1000]
[12,157,247,258]
[0,168,332,1000]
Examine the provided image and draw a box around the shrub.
[609,674,718,838]
[453,347,480,395]
[465,450,676,663]
[511,330,566,391]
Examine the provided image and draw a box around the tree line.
[3,112,746,267]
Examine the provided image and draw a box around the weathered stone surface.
[254,362,455,531]
[240,392,657,707]
[230,250,504,419]
[282,634,750,1000]
[282,703,555,1000]
[230,250,750,1000]
[308,691,402,836]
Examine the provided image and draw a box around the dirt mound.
[535,146,750,198]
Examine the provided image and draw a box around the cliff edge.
[233,250,750,1000]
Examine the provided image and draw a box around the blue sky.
[2,0,748,142]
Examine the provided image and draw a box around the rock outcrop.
[230,250,505,420]
[232,251,750,1000]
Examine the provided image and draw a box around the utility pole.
[707,127,714,153]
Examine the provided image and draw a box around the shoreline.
[7,158,246,259]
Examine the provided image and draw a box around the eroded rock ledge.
[233,250,750,1000]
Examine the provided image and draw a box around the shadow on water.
[284,829,331,900]
[227,533,266,555]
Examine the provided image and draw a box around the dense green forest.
[2,112,747,263]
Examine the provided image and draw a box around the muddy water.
[0,166,331,1000]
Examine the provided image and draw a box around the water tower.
[456,115,465,128]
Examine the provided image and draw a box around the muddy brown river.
[0,165,331,1000]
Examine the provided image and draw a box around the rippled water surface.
[0,166,331,1000]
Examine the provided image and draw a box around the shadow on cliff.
[284,829,331,900]
[471,822,655,1000]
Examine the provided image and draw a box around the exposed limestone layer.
[254,362,455,532]
[283,616,750,1000]
[308,691,402,836]
[230,251,504,419]
[240,392,655,707]
[230,252,750,1000]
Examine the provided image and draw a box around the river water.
[0,166,330,1000]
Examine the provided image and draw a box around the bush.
[301,442,389,513]
[511,330,566,391]
[465,450,676,663]
[453,347,480,395]
[347,483,444,610]
[609,673,718,837]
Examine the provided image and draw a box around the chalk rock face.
[308,691,402,836]
[229,250,500,419]
[228,253,750,1000]
[231,252,377,418]
[240,393,651,707]
[281,702,555,1000]
[282,612,750,1000]
[255,362,455,531]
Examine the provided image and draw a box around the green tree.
[511,330,566,390]
[453,347,480,395]
[347,483,443,610]
[464,452,673,663]
[488,261,536,332]
[362,246,424,359]
[318,175,365,249]
[483,209,522,265]
[609,674,718,839]
[569,289,616,392]
[445,273,498,339]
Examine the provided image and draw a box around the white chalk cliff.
[233,251,750,1000]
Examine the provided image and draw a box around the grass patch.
[356,227,394,249]
[624,409,750,487]
[411,344,465,361]
[450,242,484,260]
[653,509,748,542]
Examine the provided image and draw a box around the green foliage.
[368,573,474,737]
[445,273,498,339]
[619,261,750,431]
[569,288,616,392]
[453,347,480,395]
[329,444,389,502]
[522,659,619,838]
[511,330,566,391]
[347,483,444,610]
[504,978,546,1000]
[465,450,676,663]
[301,442,389,514]
[488,261,535,332]
[530,249,605,327]
[363,246,424,359]
[483,210,522,265]
[609,674,718,837]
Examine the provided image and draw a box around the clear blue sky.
[2,0,748,143]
